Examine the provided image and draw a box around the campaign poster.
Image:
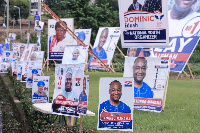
[73,29,92,45]
[32,76,49,103]
[98,78,133,131]
[2,51,12,64]
[0,62,10,73]
[34,20,44,32]
[118,0,169,48]
[20,48,31,61]
[17,61,23,80]
[34,10,40,21]
[26,61,42,88]
[153,0,200,72]
[123,57,170,112]
[29,51,44,62]
[48,18,74,60]
[88,27,120,70]
[0,43,10,57]
[52,64,85,117]
[62,45,88,64]
[77,75,89,115]
[21,61,29,82]
[9,33,16,40]
[12,43,28,58]
[29,44,39,51]
[12,61,18,76]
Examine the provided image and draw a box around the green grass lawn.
[44,71,200,132]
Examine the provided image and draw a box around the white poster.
[88,27,120,70]
[12,61,18,76]
[52,64,85,117]
[118,0,169,48]
[77,75,89,115]
[29,51,44,62]
[21,61,29,82]
[17,61,23,80]
[26,61,42,88]
[123,57,170,112]
[62,45,88,64]
[73,29,92,45]
[12,43,28,58]
[34,20,44,32]
[32,76,50,103]
[98,78,133,131]
[48,18,74,60]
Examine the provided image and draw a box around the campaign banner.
[123,57,170,112]
[88,27,120,70]
[118,0,169,48]
[32,76,50,103]
[0,43,10,57]
[62,45,88,64]
[12,43,28,58]
[98,78,133,131]
[26,61,42,88]
[153,0,200,72]
[73,29,92,45]
[52,64,85,117]
[48,18,74,60]
[17,61,23,80]
[77,75,89,115]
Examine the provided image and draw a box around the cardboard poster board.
[88,27,120,70]
[98,77,133,131]
[26,61,42,88]
[77,75,89,115]
[123,57,170,112]
[62,45,88,64]
[48,18,74,60]
[118,0,169,48]
[153,0,200,72]
[52,64,85,117]
[32,76,50,103]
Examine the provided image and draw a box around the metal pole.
[6,0,9,38]
[28,0,31,45]
[19,7,22,39]
[38,0,41,50]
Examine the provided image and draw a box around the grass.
[44,71,200,132]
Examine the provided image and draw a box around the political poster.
[34,20,44,32]
[98,78,133,131]
[21,61,29,82]
[17,61,23,80]
[29,51,44,62]
[123,57,170,112]
[77,75,89,115]
[153,0,200,72]
[20,48,31,61]
[73,29,92,45]
[12,43,28,58]
[29,44,39,52]
[12,61,18,76]
[62,45,88,64]
[32,76,50,103]
[34,10,40,21]
[118,0,169,48]
[0,62,10,73]
[2,51,12,64]
[0,43,10,57]
[52,64,85,117]
[88,27,120,70]
[9,33,16,40]
[26,61,42,88]
[48,18,74,60]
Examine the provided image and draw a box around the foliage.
[189,42,200,63]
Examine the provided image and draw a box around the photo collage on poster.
[98,77,133,131]
[88,27,120,70]
[52,64,85,117]
[123,57,170,112]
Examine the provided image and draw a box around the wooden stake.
[114,43,125,57]
[115,130,120,133]
[187,63,194,80]
[67,116,74,126]
[162,72,170,111]
[176,73,183,80]
[183,70,190,78]
[79,115,84,133]
[110,62,115,73]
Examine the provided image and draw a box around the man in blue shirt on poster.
[98,80,131,129]
[133,57,154,98]
[88,28,109,67]
[79,77,87,101]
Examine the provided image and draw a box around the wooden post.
[67,116,74,126]
[110,62,115,73]
[115,131,120,133]
[79,115,84,133]
[114,43,125,57]
[162,73,169,111]
[47,60,49,72]
[183,70,190,78]
[187,63,194,80]
[176,73,183,80]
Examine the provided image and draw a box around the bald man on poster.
[133,57,154,98]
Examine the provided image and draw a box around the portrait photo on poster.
[73,29,92,45]
[98,77,133,131]
[48,18,74,60]
[123,57,170,112]
[88,27,120,70]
